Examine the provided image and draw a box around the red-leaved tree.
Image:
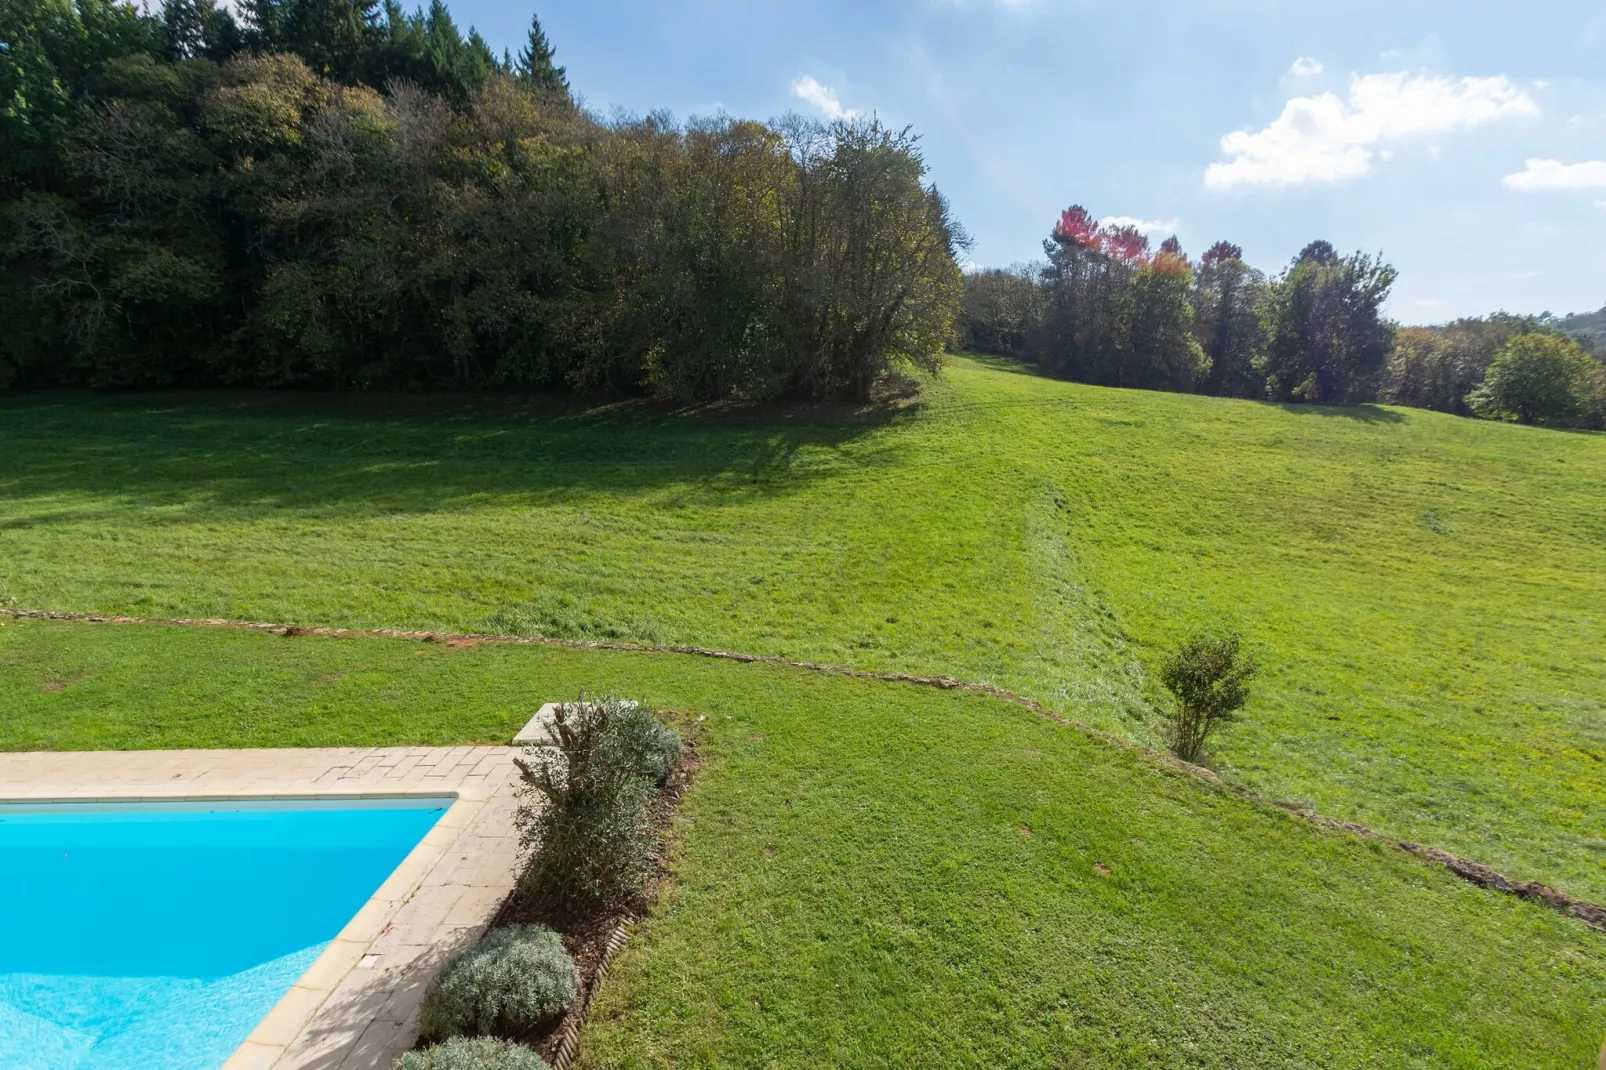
[1034,203,1204,390]
[1053,205,1103,250]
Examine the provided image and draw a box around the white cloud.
[1502,158,1606,191]
[792,76,858,120]
[1206,72,1538,189]
[1099,215,1179,236]
[1288,57,1324,78]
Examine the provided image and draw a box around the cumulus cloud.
[1099,215,1180,236]
[1206,72,1538,188]
[792,76,858,120]
[1502,158,1606,191]
[1288,57,1323,77]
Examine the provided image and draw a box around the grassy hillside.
[1,356,1603,901]
[2,618,1602,1067]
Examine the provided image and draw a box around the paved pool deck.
[0,746,525,1070]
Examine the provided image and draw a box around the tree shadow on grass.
[951,352,1045,378]
[0,389,921,531]
[1274,401,1408,424]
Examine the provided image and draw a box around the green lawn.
[3,356,1602,900]
[2,618,1602,1067]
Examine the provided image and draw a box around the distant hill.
[1550,303,1606,352]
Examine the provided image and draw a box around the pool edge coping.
[225,787,492,1070]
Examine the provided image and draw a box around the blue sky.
[446,0,1606,322]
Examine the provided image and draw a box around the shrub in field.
[394,1036,550,1070]
[516,697,682,917]
[418,925,577,1042]
[1158,633,1257,764]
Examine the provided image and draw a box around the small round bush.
[394,1036,549,1070]
[418,925,577,1042]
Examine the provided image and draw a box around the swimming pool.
[0,797,452,1070]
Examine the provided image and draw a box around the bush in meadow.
[1158,633,1257,764]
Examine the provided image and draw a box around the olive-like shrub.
[515,696,682,918]
[394,1036,549,1070]
[418,925,577,1042]
[603,700,682,787]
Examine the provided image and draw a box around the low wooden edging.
[6,606,1603,934]
[548,919,632,1070]
[1399,842,1606,929]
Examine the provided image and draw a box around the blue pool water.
[0,797,451,1070]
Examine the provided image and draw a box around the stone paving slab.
[512,702,565,747]
[513,699,637,747]
[0,747,525,1070]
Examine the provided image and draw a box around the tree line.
[961,206,1606,428]
[1,0,965,400]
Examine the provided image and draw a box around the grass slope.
[1,356,1602,902]
[3,618,1603,1067]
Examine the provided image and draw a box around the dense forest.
[961,208,1606,428]
[0,0,963,400]
[4,0,1603,423]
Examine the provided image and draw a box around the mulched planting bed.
[487,712,702,1069]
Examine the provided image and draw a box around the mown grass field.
[2,617,1603,1067]
[3,356,1602,902]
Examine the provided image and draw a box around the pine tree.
[515,13,568,96]
[162,0,205,59]
[161,0,242,62]
[239,0,285,49]
[280,0,380,79]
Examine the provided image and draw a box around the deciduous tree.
[1466,333,1605,426]
[1381,313,1548,415]
[959,265,1040,357]
[1261,243,1397,404]
[1191,240,1267,398]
